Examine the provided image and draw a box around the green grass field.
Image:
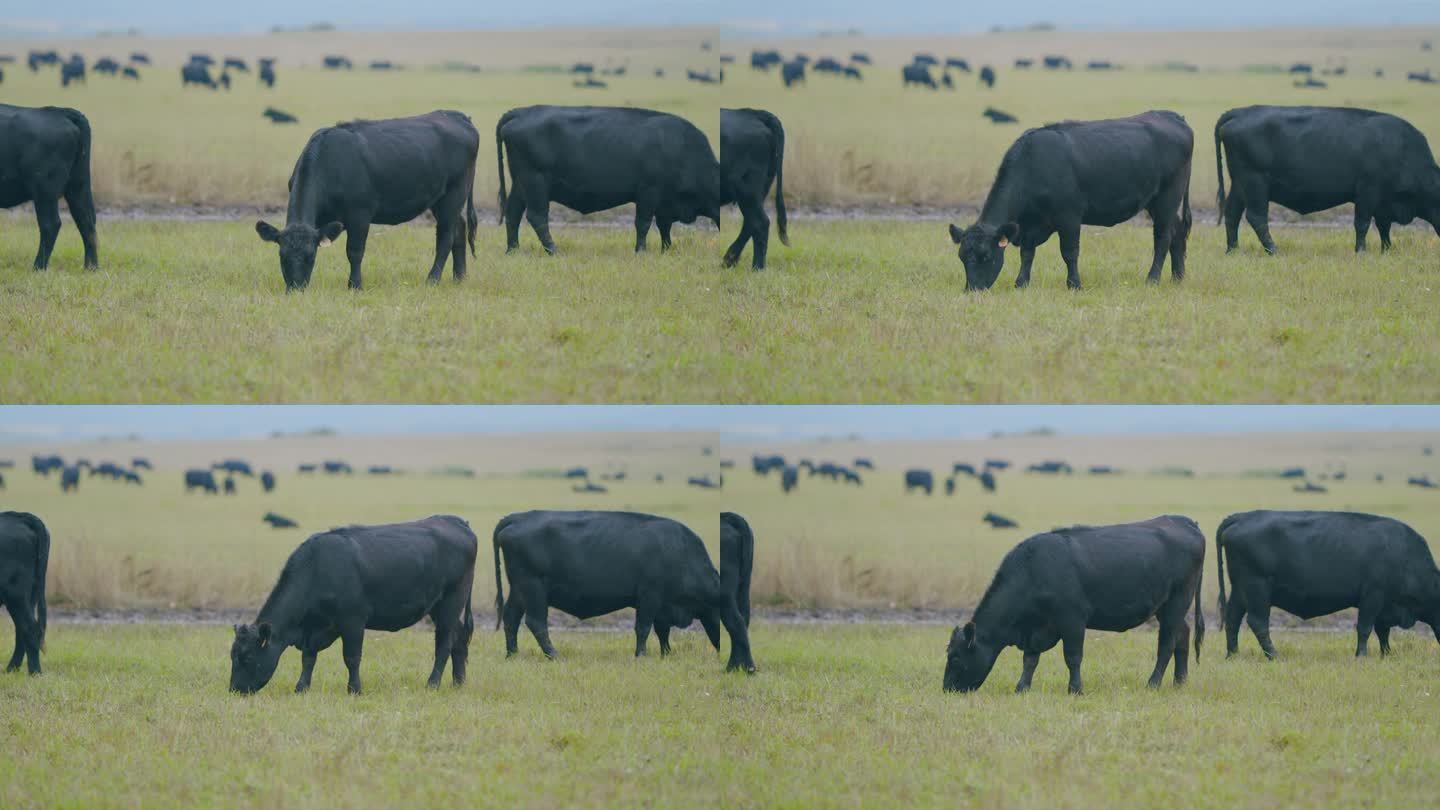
[2,624,1437,808]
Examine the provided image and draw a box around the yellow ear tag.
[319,238,333,247]
[997,237,1009,248]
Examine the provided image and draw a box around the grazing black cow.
[854,458,874,470]
[32,455,63,476]
[945,515,1205,695]
[953,463,977,477]
[772,465,794,493]
[574,77,608,89]
[1214,106,1440,255]
[571,62,594,74]
[262,512,298,529]
[181,62,216,88]
[751,50,782,71]
[123,471,142,485]
[985,459,1010,471]
[949,110,1193,290]
[686,69,722,84]
[122,66,139,80]
[94,58,120,75]
[260,471,275,492]
[1,105,100,271]
[1088,465,1118,475]
[257,110,478,291]
[852,52,872,65]
[752,454,785,475]
[323,461,353,475]
[492,511,755,672]
[914,53,938,66]
[368,466,394,475]
[297,464,317,474]
[1028,461,1073,474]
[190,53,215,66]
[184,469,219,493]
[979,65,996,88]
[1293,481,1328,493]
[945,58,970,72]
[496,105,719,256]
[1015,58,1034,69]
[813,57,844,74]
[941,72,954,90]
[263,107,297,124]
[218,71,232,90]
[230,515,477,695]
[573,482,608,493]
[979,470,997,492]
[59,466,79,493]
[1278,467,1306,479]
[904,469,933,494]
[1409,475,1437,489]
[1289,63,1313,74]
[944,477,956,496]
[221,57,247,73]
[0,512,49,675]
[1043,55,1073,70]
[781,60,805,87]
[843,65,862,80]
[721,108,789,270]
[1408,70,1436,84]
[1294,77,1327,89]
[687,475,722,489]
[1216,510,1440,659]
[982,512,1018,528]
[259,59,276,88]
[902,64,936,88]
[60,57,85,86]
[223,476,237,495]
[563,467,588,480]
[1088,60,1116,70]
[322,56,353,70]
[130,52,150,64]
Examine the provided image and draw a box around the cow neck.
[977,172,1025,230]
[284,151,326,228]
[254,563,307,649]
[970,571,1025,649]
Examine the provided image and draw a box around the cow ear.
[948,224,964,244]
[962,621,976,647]
[997,223,1019,248]
[233,623,243,635]
[257,623,272,647]
[318,221,344,247]
[256,221,280,243]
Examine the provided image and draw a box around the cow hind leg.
[1376,624,1393,657]
[1354,591,1383,657]
[427,616,454,687]
[1057,223,1083,290]
[344,221,370,290]
[657,218,674,253]
[503,190,526,253]
[340,627,365,695]
[1172,619,1191,685]
[1376,220,1393,252]
[502,595,525,657]
[64,185,100,269]
[699,612,722,651]
[426,211,457,284]
[1145,216,1174,284]
[1223,592,1246,658]
[517,178,557,255]
[1147,617,1178,688]
[1352,199,1375,253]
[1061,630,1085,695]
[721,207,755,268]
[449,208,468,282]
[633,195,657,252]
[1236,178,1277,254]
[516,580,558,659]
[633,594,661,657]
[1240,581,1278,660]
[5,601,33,673]
[1223,189,1245,253]
[718,600,756,673]
[655,623,672,656]
[31,195,62,271]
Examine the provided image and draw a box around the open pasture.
[723,430,1440,612]
[0,431,719,610]
[721,26,1440,209]
[2,623,1438,808]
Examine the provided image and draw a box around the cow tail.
[738,515,755,626]
[1213,115,1226,225]
[1215,516,1231,632]
[494,113,510,225]
[492,518,506,630]
[462,588,474,645]
[59,108,98,241]
[1193,549,1204,661]
[465,176,478,258]
[1181,181,1192,243]
[765,112,789,247]
[12,513,51,651]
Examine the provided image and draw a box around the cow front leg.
[340,627,365,695]
[294,628,338,692]
[426,212,455,284]
[1146,217,1173,283]
[655,623,672,656]
[1147,616,1178,688]
[1354,592,1383,657]
[32,195,62,271]
[1171,620,1191,685]
[1015,651,1041,693]
[1376,624,1393,657]
[633,596,659,657]
[1224,594,1246,658]
[1014,245,1037,288]
[1058,225,1083,290]
[634,198,656,252]
[1237,177,1277,254]
[1061,630,1085,695]
[504,190,526,253]
[344,221,370,290]
[64,185,100,269]
[657,218,674,253]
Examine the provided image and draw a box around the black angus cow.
[1289,63,1313,74]
[953,463,977,477]
[751,50,782,71]
[752,454,786,475]
[945,57,971,72]
[130,52,150,64]
[94,57,120,75]
[0,471,5,489]
[979,470,997,492]
[1043,55,1073,70]
[259,59,276,88]
[181,62,216,88]
[263,107,298,124]
[573,482,608,493]
[902,64,936,88]
[852,52,872,65]
[1088,60,1117,70]
[563,467,588,480]
[812,57,844,74]
[574,76,607,89]
[323,461,353,475]
[979,65,996,88]
[297,464,317,474]
[262,512,298,529]
[982,512,1018,528]
[219,71,232,91]
[123,471,142,485]
[1294,77,1327,89]
[781,60,805,87]
[28,50,60,71]
[260,471,275,492]
[855,458,875,470]
[0,512,50,675]
[686,69,721,84]
[230,515,477,694]
[945,515,1205,695]
[184,469,219,493]
[944,477,956,495]
[215,459,254,477]
[59,466,79,492]
[224,57,248,72]
[687,475,722,489]
[0,105,100,271]
[496,106,719,256]
[913,53,938,66]
[571,62,594,74]
[492,511,755,672]
[32,455,64,476]
[257,110,479,290]
[322,55,353,70]
[904,469,934,494]
[368,465,394,475]
[223,477,237,494]
[949,110,1193,290]
[780,465,798,493]
[1214,106,1440,255]
[1293,481,1328,493]
[941,72,954,90]
[122,66,139,80]
[190,53,215,66]
[1015,58,1034,69]
[60,57,85,86]
[1216,511,1440,659]
[844,66,862,80]
[655,511,756,644]
[1028,461,1073,474]
[1408,475,1437,489]
[721,108,789,270]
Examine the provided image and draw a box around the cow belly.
[1267,185,1353,215]
[550,186,633,215]
[0,184,33,208]
[1270,587,1356,620]
[548,589,633,620]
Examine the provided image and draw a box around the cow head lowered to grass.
[229,622,284,695]
[255,220,344,291]
[948,222,1017,291]
[943,621,1000,693]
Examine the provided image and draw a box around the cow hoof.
[721,253,738,268]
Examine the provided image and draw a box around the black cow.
[944,477,956,496]
[59,466,79,493]
[852,52,872,65]
[979,471,997,492]
[181,62,216,88]
[687,475,722,489]
[752,454,785,475]
[686,69,721,84]
[1293,481,1328,493]
[1409,475,1437,489]
[1028,461,1073,474]
[223,476,237,494]
[297,464,317,474]
[368,466,394,475]
[32,455,63,476]
[0,512,49,675]
[813,57,844,74]
[574,77,607,89]
[219,71,231,91]
[904,469,933,494]
[1289,63,1313,74]
[1294,77,1327,89]
[1,105,100,271]
[719,512,754,625]
[945,58,970,72]
[184,469,218,493]
[855,458,874,470]
[564,467,588,479]
[259,59,276,88]
[1088,465,1118,475]
[257,111,478,291]
[1278,467,1306,479]
[215,460,253,477]
[260,471,276,492]
[322,56,353,70]
[751,50,782,71]
[130,52,150,64]
[60,58,85,86]
[941,72,954,90]
[944,516,1205,695]
[1015,58,1034,69]
[1088,60,1117,70]
[902,64,936,89]
[323,461,353,475]
[781,60,805,87]
[949,110,1193,290]
[914,53,938,66]
[953,463,977,477]
[492,511,755,672]
[1214,106,1440,255]
[262,512,298,529]
[0,472,5,489]
[979,65,996,88]
[224,57,248,72]
[190,53,215,66]
[122,66,139,80]
[1216,510,1440,659]
[843,65,862,80]
[263,107,298,124]
[123,471,142,485]
[230,515,477,695]
[573,482,608,493]
[94,58,120,75]
[496,106,719,256]
[982,512,1018,528]
[721,108,789,270]
[781,465,798,493]
[1043,55,1073,70]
